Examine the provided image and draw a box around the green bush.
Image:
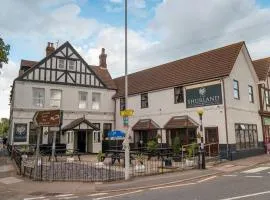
[172,137,181,156]
[97,151,105,162]
[187,143,198,159]
[147,140,158,153]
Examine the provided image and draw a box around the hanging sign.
[120,109,134,117]
[33,110,62,127]
[186,84,222,108]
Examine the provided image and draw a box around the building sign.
[33,110,62,127]
[13,123,27,142]
[186,84,223,108]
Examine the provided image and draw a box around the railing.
[204,142,219,157]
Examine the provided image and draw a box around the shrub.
[147,140,158,153]
[172,136,181,156]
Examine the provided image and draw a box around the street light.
[196,108,205,169]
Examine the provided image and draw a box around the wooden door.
[205,127,219,156]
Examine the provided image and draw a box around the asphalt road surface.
[19,163,270,200]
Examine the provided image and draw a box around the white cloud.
[0,61,18,118]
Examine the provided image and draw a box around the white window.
[79,91,88,109]
[32,88,45,107]
[92,92,101,110]
[68,60,75,70]
[58,59,65,69]
[50,89,62,107]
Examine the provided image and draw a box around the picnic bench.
[105,150,137,165]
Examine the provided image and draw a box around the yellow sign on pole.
[120,109,134,117]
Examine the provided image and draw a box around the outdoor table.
[147,147,173,160]
[105,150,137,165]
[48,149,82,161]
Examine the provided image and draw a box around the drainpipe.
[221,78,229,159]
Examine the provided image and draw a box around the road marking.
[57,196,78,200]
[88,193,108,197]
[24,197,46,200]
[223,175,237,177]
[55,194,73,197]
[241,167,270,174]
[93,190,143,200]
[219,190,270,200]
[150,182,196,190]
[245,175,262,178]
[197,175,217,183]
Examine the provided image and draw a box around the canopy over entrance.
[132,119,160,131]
[164,116,199,129]
[62,117,99,131]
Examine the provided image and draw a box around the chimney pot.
[46,42,55,56]
[99,48,107,68]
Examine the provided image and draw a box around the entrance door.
[77,131,86,152]
[205,127,219,156]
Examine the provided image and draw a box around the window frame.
[141,93,149,109]
[248,85,254,103]
[93,123,101,143]
[235,123,258,150]
[68,60,75,70]
[32,88,45,108]
[50,89,62,108]
[92,92,101,110]
[265,89,270,106]
[58,59,65,69]
[103,123,112,139]
[78,91,88,109]
[174,86,184,104]
[233,80,240,99]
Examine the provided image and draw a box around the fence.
[20,154,198,182]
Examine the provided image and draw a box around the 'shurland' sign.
[33,110,62,127]
[186,84,223,108]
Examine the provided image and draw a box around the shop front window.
[235,123,258,150]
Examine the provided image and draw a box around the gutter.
[221,78,229,159]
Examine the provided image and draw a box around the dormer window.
[58,59,65,69]
[68,60,75,70]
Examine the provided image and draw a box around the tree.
[0,118,9,137]
[0,38,10,69]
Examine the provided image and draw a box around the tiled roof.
[113,41,244,98]
[132,119,160,130]
[20,59,38,68]
[62,117,99,131]
[253,57,270,81]
[164,116,199,129]
[90,66,117,89]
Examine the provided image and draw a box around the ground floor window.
[93,123,101,143]
[235,123,258,150]
[166,128,197,146]
[103,123,112,139]
[29,122,42,144]
[134,130,158,148]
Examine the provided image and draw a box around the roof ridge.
[113,41,244,80]
[253,57,270,62]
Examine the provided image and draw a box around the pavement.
[0,145,270,200]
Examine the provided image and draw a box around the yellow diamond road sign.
[120,109,134,117]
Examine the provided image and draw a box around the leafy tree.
[0,118,9,137]
[0,38,10,69]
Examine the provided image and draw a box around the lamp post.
[196,108,205,169]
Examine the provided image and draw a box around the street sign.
[123,116,129,127]
[33,110,62,127]
[120,109,134,117]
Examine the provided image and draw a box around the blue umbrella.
[107,130,125,139]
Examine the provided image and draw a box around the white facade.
[9,42,116,153]
[115,46,264,156]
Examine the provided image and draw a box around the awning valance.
[132,119,160,131]
[62,117,99,131]
[164,116,199,129]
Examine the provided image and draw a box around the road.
[18,163,270,200]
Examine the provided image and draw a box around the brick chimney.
[46,42,55,56]
[99,48,107,68]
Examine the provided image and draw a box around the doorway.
[205,127,219,156]
[77,131,86,152]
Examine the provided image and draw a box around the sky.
[1,0,270,118]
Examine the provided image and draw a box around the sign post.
[33,110,62,168]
